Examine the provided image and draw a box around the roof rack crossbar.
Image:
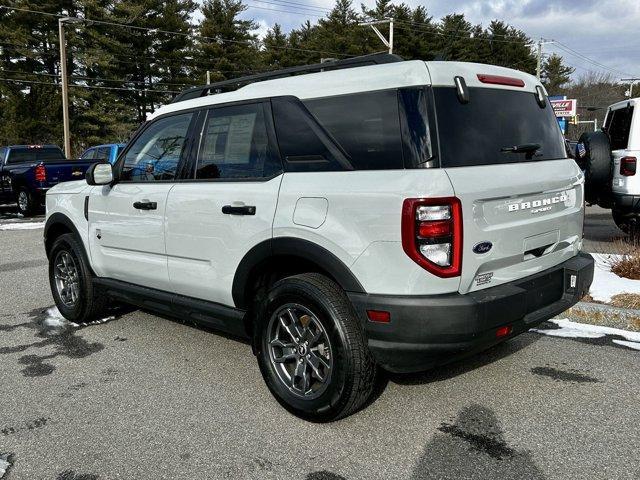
[170,53,403,104]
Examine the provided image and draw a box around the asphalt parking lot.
[1,205,639,480]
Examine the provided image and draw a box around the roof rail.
[170,53,404,104]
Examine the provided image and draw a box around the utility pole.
[359,18,394,54]
[58,17,83,158]
[206,71,211,85]
[535,39,554,81]
[536,40,542,80]
[621,78,640,98]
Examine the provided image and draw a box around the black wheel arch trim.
[232,237,366,309]
[44,213,86,257]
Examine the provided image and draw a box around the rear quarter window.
[606,106,634,150]
[303,90,404,170]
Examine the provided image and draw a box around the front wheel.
[256,273,377,422]
[49,233,108,322]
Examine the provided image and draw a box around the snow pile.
[0,221,45,231]
[0,454,11,478]
[532,318,640,351]
[589,253,640,303]
[43,307,78,329]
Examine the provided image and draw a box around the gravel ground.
[1,207,639,480]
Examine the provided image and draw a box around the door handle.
[222,205,256,215]
[133,200,157,210]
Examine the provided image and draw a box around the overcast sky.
[237,0,640,81]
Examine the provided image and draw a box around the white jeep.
[45,54,594,421]
[578,98,640,233]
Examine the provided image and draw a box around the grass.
[563,305,640,332]
[610,293,640,310]
[602,239,640,280]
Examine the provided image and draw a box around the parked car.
[577,99,640,233]
[0,145,94,216]
[44,54,594,421]
[79,143,125,164]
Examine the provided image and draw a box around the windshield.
[433,87,566,167]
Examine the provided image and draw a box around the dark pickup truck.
[0,145,93,216]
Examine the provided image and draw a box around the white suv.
[45,54,594,421]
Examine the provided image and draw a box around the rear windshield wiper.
[500,143,541,154]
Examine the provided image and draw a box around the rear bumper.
[348,252,594,373]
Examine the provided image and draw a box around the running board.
[93,277,249,339]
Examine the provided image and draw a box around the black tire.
[578,131,612,202]
[48,233,108,323]
[16,188,36,217]
[612,209,640,239]
[255,273,377,422]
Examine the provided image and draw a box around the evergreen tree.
[542,53,575,94]
[196,0,260,83]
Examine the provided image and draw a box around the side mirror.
[86,162,113,186]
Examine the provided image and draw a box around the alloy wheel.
[18,191,28,212]
[53,251,80,307]
[267,303,333,399]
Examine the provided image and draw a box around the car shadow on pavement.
[386,333,541,386]
[359,334,542,414]
[410,404,547,480]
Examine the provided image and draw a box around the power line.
[0,5,353,58]
[0,77,181,94]
[551,41,637,78]
[244,3,325,18]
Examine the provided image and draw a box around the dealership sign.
[550,99,577,117]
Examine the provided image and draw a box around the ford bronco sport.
[44,54,594,422]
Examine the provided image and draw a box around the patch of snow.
[612,339,640,351]
[0,454,11,478]
[0,221,44,231]
[589,253,640,303]
[43,307,78,329]
[44,306,115,329]
[532,318,640,351]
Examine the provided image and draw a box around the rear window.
[433,87,566,167]
[606,106,634,150]
[7,147,65,163]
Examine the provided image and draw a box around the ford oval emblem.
[473,241,493,254]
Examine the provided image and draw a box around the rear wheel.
[256,273,377,422]
[49,233,108,322]
[16,188,36,216]
[612,209,640,238]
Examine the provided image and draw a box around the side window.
[303,90,404,170]
[196,103,280,179]
[271,97,348,172]
[608,107,634,150]
[0,148,6,163]
[120,112,193,182]
[96,146,111,161]
[81,148,96,160]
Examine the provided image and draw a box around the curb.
[574,301,640,315]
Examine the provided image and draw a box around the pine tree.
[542,54,575,94]
[196,0,260,83]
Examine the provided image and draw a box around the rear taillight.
[621,156,637,176]
[401,197,463,278]
[35,164,46,182]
